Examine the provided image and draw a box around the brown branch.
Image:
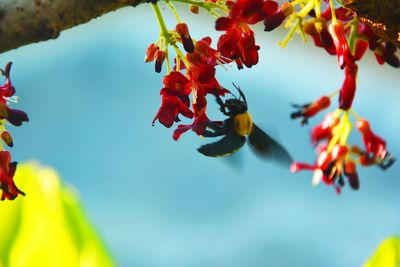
[0,0,398,54]
[0,0,144,53]
[343,0,400,47]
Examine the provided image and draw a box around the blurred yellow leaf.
[0,162,115,267]
[364,236,400,267]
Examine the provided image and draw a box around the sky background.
[2,4,400,267]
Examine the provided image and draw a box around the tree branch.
[0,0,398,54]
[343,0,400,47]
[0,0,144,53]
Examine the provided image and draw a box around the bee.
[198,85,293,166]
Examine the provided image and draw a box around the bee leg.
[205,121,225,131]
[213,93,230,116]
[202,120,233,138]
[378,154,396,170]
[202,130,227,137]
[203,122,230,138]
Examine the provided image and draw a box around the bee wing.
[197,132,246,157]
[248,123,293,166]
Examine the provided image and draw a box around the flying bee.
[198,84,293,166]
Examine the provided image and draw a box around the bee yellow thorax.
[233,112,253,136]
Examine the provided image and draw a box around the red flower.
[191,37,223,66]
[356,119,389,160]
[303,19,336,55]
[351,145,395,170]
[291,96,331,125]
[263,2,293,32]
[152,72,193,127]
[357,23,399,67]
[339,64,358,110]
[3,108,29,126]
[1,131,13,147]
[216,25,259,69]
[344,160,359,190]
[176,23,195,53]
[0,63,29,126]
[153,95,193,127]
[329,21,356,69]
[354,39,368,61]
[215,0,276,69]
[291,144,359,193]
[311,112,339,145]
[321,6,354,22]
[229,0,272,24]
[0,62,15,97]
[0,151,25,200]
[144,43,159,63]
[154,50,166,73]
[173,93,209,140]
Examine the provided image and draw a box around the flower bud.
[189,5,199,14]
[176,23,195,53]
[144,43,159,63]
[1,131,13,147]
[154,50,166,73]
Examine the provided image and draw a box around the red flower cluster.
[291,144,360,193]
[145,0,396,193]
[151,36,228,140]
[358,23,400,68]
[304,5,399,69]
[215,0,285,69]
[149,0,295,140]
[0,62,28,200]
[356,119,395,168]
[292,110,395,193]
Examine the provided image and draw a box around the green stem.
[170,0,229,13]
[173,45,191,68]
[314,0,321,18]
[165,46,171,74]
[166,1,182,23]
[329,0,337,23]
[290,0,307,5]
[349,108,362,121]
[279,17,300,48]
[152,2,173,44]
[339,111,352,145]
[348,18,359,55]
[297,0,316,18]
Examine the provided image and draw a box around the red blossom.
[0,63,29,126]
[152,95,193,128]
[152,72,193,127]
[0,151,25,201]
[291,96,331,125]
[1,131,13,147]
[173,93,209,140]
[215,0,277,69]
[0,63,15,98]
[329,21,356,69]
[321,6,354,22]
[339,64,358,110]
[303,20,336,55]
[311,112,339,145]
[291,144,359,193]
[356,119,389,160]
[144,43,159,63]
[154,50,166,73]
[354,39,369,61]
[176,23,195,53]
[263,2,293,31]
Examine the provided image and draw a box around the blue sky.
[2,4,400,266]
